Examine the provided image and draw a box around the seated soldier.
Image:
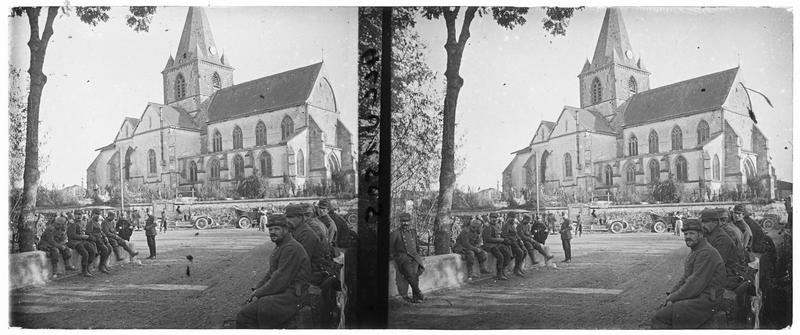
[87,212,113,274]
[102,212,139,261]
[651,219,725,328]
[38,216,77,277]
[66,213,97,277]
[316,199,338,250]
[517,214,554,265]
[453,219,491,280]
[389,213,425,302]
[482,213,512,280]
[237,215,311,328]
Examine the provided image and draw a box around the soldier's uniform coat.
[652,238,725,328]
[389,227,424,297]
[453,229,487,271]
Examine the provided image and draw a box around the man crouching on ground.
[651,219,725,329]
[237,215,311,328]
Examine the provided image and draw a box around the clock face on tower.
[625,50,633,59]
[208,46,217,55]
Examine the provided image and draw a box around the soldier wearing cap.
[38,217,77,277]
[517,214,554,265]
[532,214,549,245]
[501,213,527,276]
[389,213,425,303]
[102,211,139,262]
[87,213,112,273]
[731,205,753,252]
[651,219,726,329]
[66,212,97,277]
[559,213,573,263]
[285,204,332,286]
[237,214,311,328]
[699,208,751,290]
[482,213,512,280]
[144,213,158,259]
[316,199,338,251]
[297,203,330,257]
[453,218,491,280]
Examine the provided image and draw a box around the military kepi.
[682,218,703,232]
[399,213,412,222]
[266,214,289,228]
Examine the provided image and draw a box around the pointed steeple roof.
[173,7,222,66]
[590,8,637,69]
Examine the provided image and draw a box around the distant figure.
[160,208,167,234]
[145,214,158,259]
[258,208,268,232]
[651,219,725,329]
[575,214,583,237]
[132,209,142,230]
[673,212,683,236]
[559,215,573,263]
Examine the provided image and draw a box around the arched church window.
[175,73,186,99]
[124,148,134,180]
[297,149,305,177]
[281,116,294,141]
[148,149,157,174]
[628,134,639,156]
[564,153,573,178]
[671,126,683,151]
[649,130,659,154]
[212,130,222,152]
[676,156,688,182]
[212,72,221,91]
[233,154,244,179]
[256,121,267,146]
[591,77,602,104]
[713,155,720,181]
[697,120,710,145]
[626,163,636,184]
[259,151,272,177]
[209,159,220,180]
[649,159,660,183]
[604,165,613,186]
[233,126,243,149]
[189,161,198,183]
[628,76,638,95]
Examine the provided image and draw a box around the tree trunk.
[432,7,477,255]
[16,7,58,252]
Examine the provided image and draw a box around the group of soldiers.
[237,199,356,329]
[652,204,777,329]
[37,209,142,278]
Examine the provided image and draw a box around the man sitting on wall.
[389,213,425,303]
[38,216,77,278]
[651,219,725,329]
[453,219,491,280]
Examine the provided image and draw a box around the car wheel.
[346,213,357,225]
[237,216,252,229]
[761,218,776,229]
[653,221,667,233]
[194,217,210,230]
[610,221,625,234]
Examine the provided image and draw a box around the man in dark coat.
[115,212,135,241]
[731,205,754,252]
[237,215,311,328]
[102,212,138,261]
[66,213,96,277]
[144,214,158,259]
[651,219,726,329]
[482,213,512,280]
[700,208,752,289]
[532,214,549,245]
[501,213,526,276]
[87,213,112,273]
[517,214,554,265]
[316,199,338,249]
[285,204,333,286]
[453,219,490,280]
[560,214,573,263]
[38,217,76,277]
[390,213,425,303]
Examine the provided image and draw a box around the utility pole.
[119,149,125,214]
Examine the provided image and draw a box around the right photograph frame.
[375,6,793,329]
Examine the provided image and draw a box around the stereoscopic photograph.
[382,6,792,329]
[9,6,358,328]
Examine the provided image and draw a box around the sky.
[8,6,357,188]
[408,6,793,190]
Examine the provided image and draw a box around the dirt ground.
[389,232,689,329]
[11,228,273,329]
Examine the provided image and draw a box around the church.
[87,7,355,199]
[502,8,775,204]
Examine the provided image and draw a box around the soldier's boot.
[528,251,540,265]
[499,268,510,280]
[479,262,492,274]
[81,264,94,278]
[51,263,61,278]
[121,242,139,258]
[495,265,507,280]
[466,269,474,280]
[534,244,555,261]
[113,247,125,262]
[513,260,525,277]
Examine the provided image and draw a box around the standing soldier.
[160,208,168,234]
[389,213,425,303]
[501,213,526,277]
[87,212,112,273]
[575,214,583,237]
[483,213,512,280]
[517,214,554,265]
[38,217,76,278]
[731,205,753,252]
[132,209,142,231]
[258,207,268,232]
[453,219,491,280]
[102,212,139,261]
[559,214,573,263]
[66,212,97,277]
[145,213,158,259]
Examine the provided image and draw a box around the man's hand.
[661,294,672,308]
[244,291,257,304]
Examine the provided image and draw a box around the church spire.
[590,8,637,70]
[174,7,222,65]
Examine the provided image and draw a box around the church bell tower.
[578,8,650,118]
[162,7,234,115]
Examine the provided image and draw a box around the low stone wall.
[388,246,551,296]
[10,242,139,289]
